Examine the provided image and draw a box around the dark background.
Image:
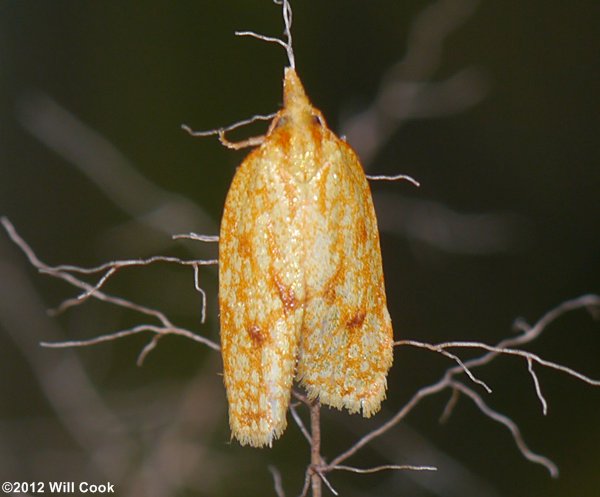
[1,1,598,496]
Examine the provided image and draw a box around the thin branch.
[182,114,275,150]
[396,339,492,393]
[268,465,286,497]
[173,232,219,243]
[236,31,290,51]
[329,378,448,468]
[467,294,600,369]
[52,255,218,275]
[316,472,337,496]
[290,403,312,445]
[182,113,275,138]
[439,387,460,424]
[17,93,216,236]
[137,334,162,366]
[42,253,216,317]
[527,357,548,415]
[193,264,208,324]
[330,295,600,474]
[399,339,600,387]
[341,0,485,166]
[330,464,437,474]
[236,0,295,68]
[70,267,117,306]
[366,174,421,187]
[2,217,220,363]
[309,401,322,497]
[40,323,220,354]
[298,471,311,497]
[451,381,559,477]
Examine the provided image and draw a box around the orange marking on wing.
[346,310,366,330]
[247,324,266,346]
[273,274,299,314]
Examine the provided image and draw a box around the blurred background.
[1,1,598,496]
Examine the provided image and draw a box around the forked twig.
[1,216,220,364]
[329,294,600,477]
[451,381,559,477]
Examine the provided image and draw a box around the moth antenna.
[236,0,296,69]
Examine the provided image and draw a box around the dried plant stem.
[1,216,220,364]
[329,293,599,477]
[309,400,322,497]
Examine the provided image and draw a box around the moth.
[219,67,393,447]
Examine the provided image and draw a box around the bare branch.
[236,0,295,68]
[439,387,461,424]
[429,340,600,387]
[268,465,286,497]
[193,264,208,324]
[40,322,219,358]
[342,0,486,166]
[17,94,215,236]
[309,401,322,497]
[451,381,559,477]
[173,232,219,243]
[137,334,162,366]
[290,403,312,445]
[316,471,337,496]
[330,464,437,474]
[182,113,275,138]
[52,255,218,275]
[376,193,527,255]
[330,295,599,475]
[366,173,421,187]
[396,339,492,393]
[2,217,220,362]
[298,471,311,497]
[236,30,290,51]
[329,378,448,468]
[527,357,548,415]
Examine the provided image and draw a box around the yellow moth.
[218,67,394,447]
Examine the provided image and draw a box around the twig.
[451,381,559,477]
[17,93,216,236]
[268,465,286,497]
[182,115,275,150]
[2,217,220,363]
[52,255,218,275]
[298,472,311,497]
[439,387,460,423]
[316,472,337,496]
[40,323,220,361]
[396,339,492,393]
[366,174,421,187]
[527,357,548,415]
[341,0,486,165]
[181,113,275,138]
[331,464,437,474]
[396,339,600,387]
[193,264,208,324]
[330,295,600,475]
[309,401,322,497]
[173,232,219,243]
[236,0,295,68]
[290,403,312,444]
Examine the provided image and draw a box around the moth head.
[281,67,327,129]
